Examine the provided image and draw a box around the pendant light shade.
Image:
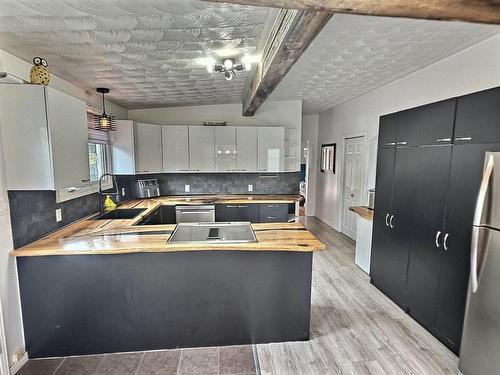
[95,88,115,131]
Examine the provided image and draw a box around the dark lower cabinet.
[371,86,500,355]
[215,204,259,222]
[137,206,176,225]
[260,204,288,223]
[406,146,452,333]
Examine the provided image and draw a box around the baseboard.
[9,352,28,375]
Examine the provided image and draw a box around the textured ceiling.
[0,0,268,109]
[271,14,500,114]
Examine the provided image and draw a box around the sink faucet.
[98,173,120,214]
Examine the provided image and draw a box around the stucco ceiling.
[0,0,269,109]
[271,14,500,114]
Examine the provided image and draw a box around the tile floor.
[17,345,256,375]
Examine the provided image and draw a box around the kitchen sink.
[93,208,146,220]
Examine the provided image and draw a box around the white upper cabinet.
[215,127,236,172]
[236,127,258,172]
[111,120,136,175]
[46,87,90,188]
[134,123,163,174]
[189,126,214,172]
[162,126,189,172]
[257,127,285,172]
[0,85,89,190]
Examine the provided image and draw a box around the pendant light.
[95,87,115,131]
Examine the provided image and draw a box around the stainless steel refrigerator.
[460,152,500,375]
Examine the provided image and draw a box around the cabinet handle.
[436,138,451,143]
[238,205,248,208]
[67,187,80,192]
[455,136,472,142]
[435,231,441,248]
[396,141,407,146]
[81,179,90,183]
[385,142,396,146]
[443,233,449,251]
[385,213,390,227]
[389,215,394,228]
[227,205,237,208]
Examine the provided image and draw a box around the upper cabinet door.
[378,114,398,148]
[215,127,236,172]
[46,87,90,189]
[111,120,135,175]
[454,87,500,144]
[189,126,214,172]
[134,123,163,173]
[0,85,53,190]
[395,108,420,147]
[418,99,456,146]
[162,126,189,172]
[236,127,258,172]
[257,127,284,172]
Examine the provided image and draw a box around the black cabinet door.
[406,146,452,332]
[259,204,288,223]
[435,143,500,354]
[370,147,396,299]
[387,147,418,309]
[418,99,456,146]
[378,114,398,148]
[454,87,500,144]
[215,204,239,222]
[160,206,176,224]
[237,204,260,223]
[395,108,420,147]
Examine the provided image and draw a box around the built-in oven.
[175,205,215,223]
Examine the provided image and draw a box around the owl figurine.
[30,57,50,86]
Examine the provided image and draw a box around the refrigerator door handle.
[389,215,394,228]
[473,154,495,226]
[471,226,480,293]
[385,213,390,227]
[443,233,449,251]
[435,231,441,248]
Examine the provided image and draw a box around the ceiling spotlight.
[207,57,250,81]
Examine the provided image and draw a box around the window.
[88,143,110,181]
[321,143,336,173]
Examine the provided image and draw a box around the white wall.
[302,115,319,216]
[315,34,500,231]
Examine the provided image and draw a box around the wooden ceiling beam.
[202,0,500,25]
[241,10,332,116]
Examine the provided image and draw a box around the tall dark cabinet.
[371,86,500,355]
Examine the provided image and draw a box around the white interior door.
[342,136,365,240]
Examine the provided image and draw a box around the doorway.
[342,136,366,240]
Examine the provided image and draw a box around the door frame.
[340,132,367,238]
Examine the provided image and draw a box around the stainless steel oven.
[175,205,215,223]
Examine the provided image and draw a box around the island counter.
[11,197,325,358]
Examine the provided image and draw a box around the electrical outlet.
[121,188,126,196]
[184,184,190,193]
[55,209,62,222]
[248,184,253,192]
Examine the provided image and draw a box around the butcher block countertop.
[349,206,374,221]
[11,195,325,257]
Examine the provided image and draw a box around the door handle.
[389,215,394,228]
[455,136,472,142]
[435,231,441,248]
[473,154,494,226]
[385,142,396,146]
[443,233,449,251]
[396,141,407,146]
[471,226,480,293]
[436,138,451,143]
[385,213,390,226]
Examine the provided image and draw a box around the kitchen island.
[11,197,324,358]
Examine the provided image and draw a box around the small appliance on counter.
[135,179,160,198]
[368,188,375,210]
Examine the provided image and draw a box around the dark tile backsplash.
[8,172,299,248]
[8,191,99,248]
[116,172,300,197]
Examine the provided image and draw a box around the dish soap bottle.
[104,195,117,212]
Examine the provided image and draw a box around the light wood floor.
[256,216,461,375]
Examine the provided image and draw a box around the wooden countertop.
[349,206,374,220]
[11,195,324,257]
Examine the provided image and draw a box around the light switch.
[248,184,253,192]
[55,208,62,222]
[185,184,190,193]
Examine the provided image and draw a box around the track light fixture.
[208,58,251,81]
